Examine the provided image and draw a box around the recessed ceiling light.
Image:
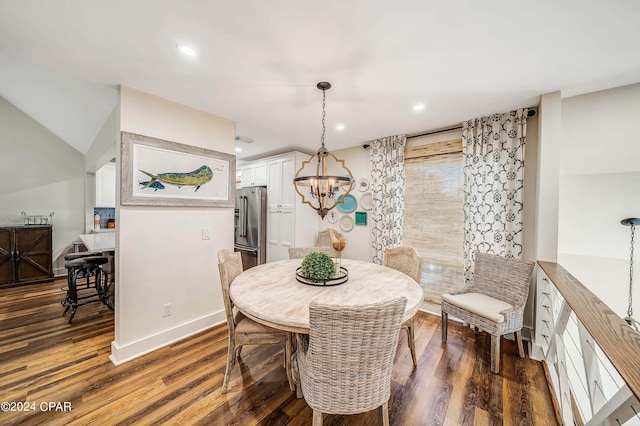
[235,147,242,153]
[335,123,345,131]
[177,43,197,56]
[413,104,426,111]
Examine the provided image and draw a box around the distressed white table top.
[79,232,115,252]
[230,258,424,333]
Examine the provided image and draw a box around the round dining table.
[229,258,424,334]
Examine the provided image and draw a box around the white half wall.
[110,86,235,364]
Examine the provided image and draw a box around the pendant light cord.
[320,89,326,148]
[629,224,635,317]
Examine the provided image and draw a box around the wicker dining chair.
[383,246,423,368]
[288,247,332,259]
[441,252,535,374]
[217,249,294,393]
[296,297,407,426]
[316,228,342,257]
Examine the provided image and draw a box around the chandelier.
[293,82,354,219]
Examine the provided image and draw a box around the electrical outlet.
[162,303,171,317]
[202,227,210,240]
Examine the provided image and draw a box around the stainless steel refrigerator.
[234,186,267,270]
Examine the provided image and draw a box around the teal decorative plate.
[337,194,357,213]
[355,211,367,226]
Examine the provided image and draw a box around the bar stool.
[61,254,113,323]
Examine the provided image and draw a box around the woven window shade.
[403,152,465,303]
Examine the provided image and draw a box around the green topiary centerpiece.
[301,251,336,280]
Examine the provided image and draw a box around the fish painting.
[139,180,165,191]
[139,165,213,192]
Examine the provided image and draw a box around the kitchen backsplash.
[94,207,115,229]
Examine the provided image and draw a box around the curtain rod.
[363,108,537,148]
[406,125,462,140]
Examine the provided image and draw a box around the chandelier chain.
[320,89,326,148]
[629,224,635,317]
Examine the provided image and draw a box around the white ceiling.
[1,0,639,160]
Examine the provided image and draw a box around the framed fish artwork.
[120,132,235,207]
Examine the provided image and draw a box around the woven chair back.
[316,228,343,257]
[217,249,243,333]
[470,253,535,307]
[383,246,422,283]
[301,297,407,414]
[288,247,332,259]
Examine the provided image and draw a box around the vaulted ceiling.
[1,1,639,160]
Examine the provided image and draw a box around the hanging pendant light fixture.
[621,217,640,332]
[294,82,354,219]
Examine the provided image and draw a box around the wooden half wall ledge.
[537,261,640,402]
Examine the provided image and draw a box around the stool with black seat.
[61,254,113,323]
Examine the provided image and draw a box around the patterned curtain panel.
[369,135,406,264]
[462,109,528,281]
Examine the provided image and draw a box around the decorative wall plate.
[327,210,338,224]
[337,194,357,213]
[355,211,367,226]
[339,215,354,232]
[357,178,370,192]
[360,192,372,210]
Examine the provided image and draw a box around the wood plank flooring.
[0,278,558,425]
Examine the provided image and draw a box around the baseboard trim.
[529,343,545,361]
[109,310,226,365]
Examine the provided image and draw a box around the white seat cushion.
[442,292,512,323]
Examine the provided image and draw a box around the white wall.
[0,96,85,274]
[557,83,640,318]
[84,104,119,233]
[85,105,119,173]
[536,93,562,262]
[318,145,372,261]
[110,86,235,364]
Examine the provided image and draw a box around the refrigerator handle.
[241,195,248,237]
[239,195,245,237]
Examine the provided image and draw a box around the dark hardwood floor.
[0,278,558,425]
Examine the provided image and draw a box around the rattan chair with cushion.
[296,297,407,426]
[288,247,332,259]
[217,249,293,393]
[383,246,423,368]
[441,252,535,374]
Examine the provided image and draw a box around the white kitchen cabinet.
[95,163,116,207]
[240,161,266,187]
[266,156,297,209]
[262,152,318,262]
[267,207,295,262]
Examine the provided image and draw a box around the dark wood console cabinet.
[0,226,53,287]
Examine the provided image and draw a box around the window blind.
[403,152,465,303]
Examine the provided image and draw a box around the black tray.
[295,266,348,287]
